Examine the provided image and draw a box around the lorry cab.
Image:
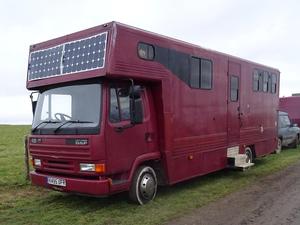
[30,79,160,204]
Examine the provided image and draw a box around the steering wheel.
[54,113,72,121]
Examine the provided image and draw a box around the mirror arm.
[30,91,39,115]
[30,91,38,101]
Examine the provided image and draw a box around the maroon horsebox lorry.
[279,96,300,125]
[27,22,279,204]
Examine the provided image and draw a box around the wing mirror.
[30,92,39,116]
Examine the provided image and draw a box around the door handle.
[114,127,124,133]
[145,132,153,142]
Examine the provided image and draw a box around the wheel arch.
[128,152,162,185]
[246,145,256,159]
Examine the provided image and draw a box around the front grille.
[43,159,75,172]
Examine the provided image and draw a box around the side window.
[230,75,239,102]
[263,71,269,92]
[110,88,120,123]
[280,115,291,127]
[258,71,264,91]
[190,57,212,89]
[268,74,272,93]
[253,70,259,91]
[271,74,277,93]
[253,69,277,94]
[190,57,200,88]
[137,43,154,60]
[119,92,130,120]
[109,86,132,123]
[201,59,212,89]
[278,117,282,128]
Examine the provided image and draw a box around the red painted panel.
[279,96,300,125]
[227,61,241,146]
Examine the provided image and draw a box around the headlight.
[80,163,95,172]
[31,138,42,144]
[79,163,105,173]
[34,159,41,166]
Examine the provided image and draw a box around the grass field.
[1,125,300,225]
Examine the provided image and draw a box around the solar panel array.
[28,32,107,81]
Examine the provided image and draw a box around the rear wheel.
[275,138,282,154]
[291,137,297,148]
[129,165,157,205]
[245,147,253,163]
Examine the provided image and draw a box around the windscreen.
[279,115,291,128]
[32,83,101,134]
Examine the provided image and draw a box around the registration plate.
[47,177,66,187]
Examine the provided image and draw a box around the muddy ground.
[167,161,300,225]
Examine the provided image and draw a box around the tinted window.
[109,86,132,123]
[200,59,212,89]
[263,71,269,92]
[190,57,212,89]
[258,71,263,91]
[271,74,277,93]
[119,93,130,120]
[110,88,120,123]
[253,70,259,91]
[230,76,239,101]
[268,74,272,93]
[138,43,154,60]
[190,57,200,88]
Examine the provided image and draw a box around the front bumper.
[30,171,110,196]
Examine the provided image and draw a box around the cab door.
[227,61,241,147]
[105,83,150,176]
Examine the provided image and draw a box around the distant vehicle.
[26,21,279,204]
[279,96,300,125]
[277,111,300,152]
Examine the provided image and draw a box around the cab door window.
[109,86,131,123]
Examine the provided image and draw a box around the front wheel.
[129,165,157,205]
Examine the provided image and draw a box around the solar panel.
[28,32,107,81]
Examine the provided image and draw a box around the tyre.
[129,165,157,205]
[291,137,297,149]
[275,138,282,154]
[245,147,253,163]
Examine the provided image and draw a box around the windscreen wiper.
[54,120,93,133]
[32,120,60,132]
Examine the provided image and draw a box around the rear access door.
[227,61,241,147]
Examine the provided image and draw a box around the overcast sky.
[1,0,299,124]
